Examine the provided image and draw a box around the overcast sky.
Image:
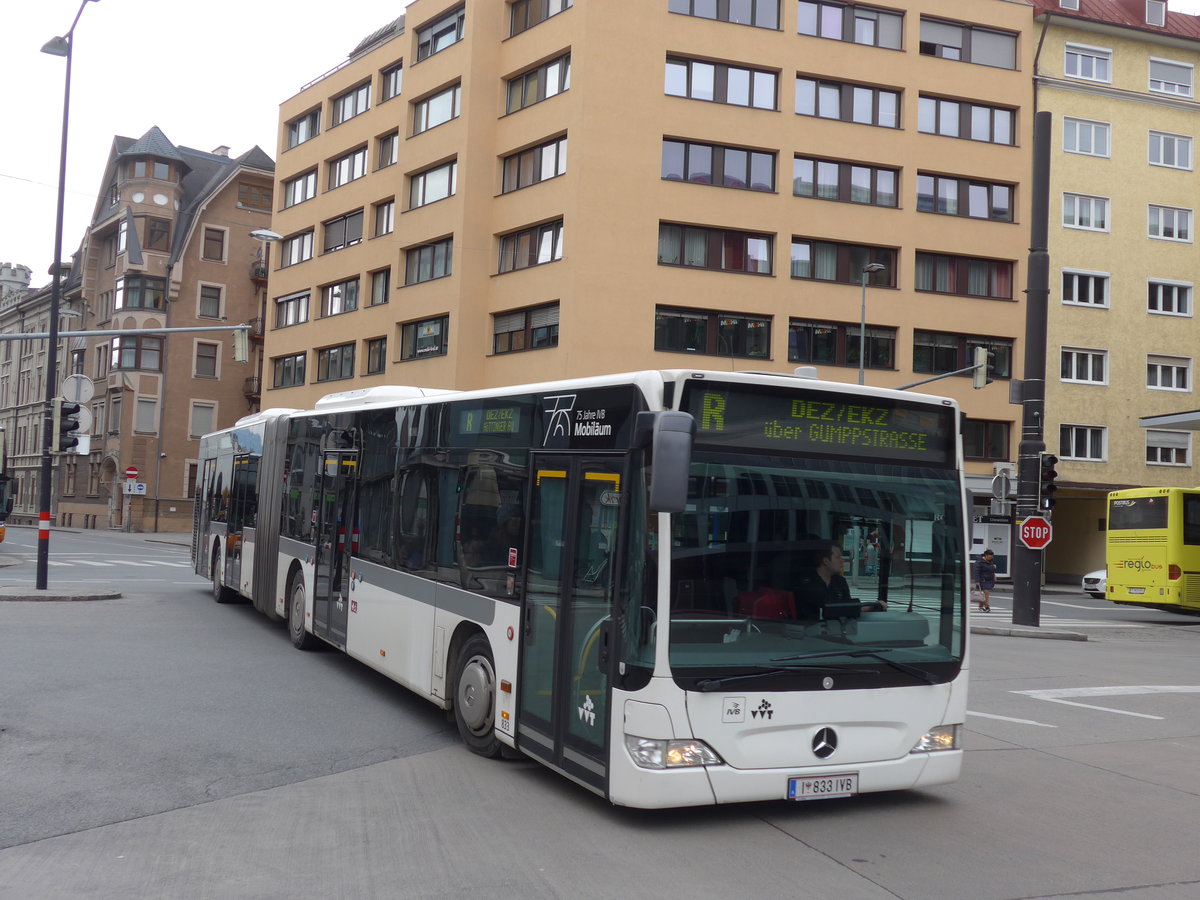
[5,0,1200,285]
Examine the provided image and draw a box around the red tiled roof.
[1032,0,1200,39]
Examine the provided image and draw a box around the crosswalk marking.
[6,557,191,568]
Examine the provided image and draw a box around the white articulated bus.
[192,370,968,808]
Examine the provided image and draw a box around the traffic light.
[1039,452,1059,510]
[972,346,992,389]
[233,327,249,363]
[51,398,82,453]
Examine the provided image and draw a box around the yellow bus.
[1106,487,1200,612]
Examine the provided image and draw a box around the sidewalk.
[970,583,1088,641]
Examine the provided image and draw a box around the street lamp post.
[37,0,100,590]
[858,262,887,386]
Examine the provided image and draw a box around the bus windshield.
[667,453,965,687]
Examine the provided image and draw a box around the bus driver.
[794,542,887,619]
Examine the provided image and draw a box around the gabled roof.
[1033,1,1200,40]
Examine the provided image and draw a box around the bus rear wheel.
[288,571,319,651]
[454,635,501,758]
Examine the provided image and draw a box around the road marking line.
[1011,685,1200,720]
[72,560,114,567]
[1043,600,1103,610]
[109,560,155,567]
[149,561,190,568]
[967,710,1057,727]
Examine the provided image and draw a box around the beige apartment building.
[267,0,1034,568]
[10,127,277,532]
[1034,0,1200,578]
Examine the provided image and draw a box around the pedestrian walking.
[973,549,996,612]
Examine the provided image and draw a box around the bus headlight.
[625,735,723,769]
[910,725,960,753]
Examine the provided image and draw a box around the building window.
[913,332,1013,379]
[370,268,390,305]
[275,291,310,328]
[110,396,121,435]
[962,420,1011,461]
[1147,429,1189,466]
[416,6,465,61]
[654,306,771,359]
[1150,131,1192,169]
[114,275,167,310]
[793,156,896,206]
[918,95,1014,145]
[788,318,896,371]
[202,227,226,261]
[500,220,565,272]
[332,83,370,125]
[375,199,395,236]
[413,83,461,134]
[1149,205,1192,241]
[919,18,1017,69]
[329,147,368,189]
[795,77,898,127]
[190,403,216,438]
[663,139,775,191]
[238,183,272,210]
[790,239,894,284]
[195,342,219,378]
[135,398,158,434]
[796,1,901,48]
[111,336,163,371]
[199,284,222,318]
[1060,424,1106,461]
[1065,44,1111,83]
[323,210,364,253]
[1147,354,1190,390]
[366,337,388,374]
[511,0,572,35]
[1148,280,1191,316]
[378,132,399,169]
[145,217,171,251]
[503,135,568,192]
[1063,193,1109,231]
[410,160,457,208]
[96,346,108,378]
[1150,59,1192,96]
[1064,118,1110,157]
[283,171,317,207]
[406,238,453,284]
[1147,0,1167,26]
[401,316,449,359]
[493,302,560,354]
[117,219,128,255]
[280,232,314,268]
[917,174,1013,221]
[272,352,306,388]
[69,348,85,375]
[507,54,571,113]
[1061,347,1106,384]
[665,57,776,109]
[659,223,772,275]
[916,253,1013,299]
[286,109,320,149]
[316,344,356,382]
[1063,270,1109,307]
[321,278,359,317]
[381,62,403,101]
[670,0,778,28]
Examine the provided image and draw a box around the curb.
[971,623,1087,641]
[0,587,121,602]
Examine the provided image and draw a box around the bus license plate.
[1129,587,1145,595]
[788,773,858,801]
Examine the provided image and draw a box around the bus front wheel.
[454,634,501,758]
[288,571,319,651]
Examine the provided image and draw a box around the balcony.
[243,376,261,399]
[250,263,268,285]
[248,317,264,342]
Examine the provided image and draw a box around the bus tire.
[454,634,501,758]
[211,554,235,604]
[287,571,319,651]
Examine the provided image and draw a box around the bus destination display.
[683,383,954,465]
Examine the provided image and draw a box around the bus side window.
[1184,495,1200,545]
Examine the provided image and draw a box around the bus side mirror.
[644,411,695,513]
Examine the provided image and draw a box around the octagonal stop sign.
[1019,515,1053,551]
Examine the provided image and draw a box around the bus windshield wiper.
[771,648,939,685]
[695,664,876,692]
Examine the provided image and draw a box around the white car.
[1082,569,1106,599]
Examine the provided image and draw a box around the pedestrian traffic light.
[1039,452,1059,510]
[52,398,82,453]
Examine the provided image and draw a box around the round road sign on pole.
[125,466,139,479]
[1019,515,1053,551]
[61,373,95,405]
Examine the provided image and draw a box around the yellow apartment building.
[266,0,1034,569]
[1034,0,1200,578]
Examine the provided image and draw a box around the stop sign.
[1019,515,1053,550]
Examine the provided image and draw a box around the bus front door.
[313,451,357,646]
[518,456,623,794]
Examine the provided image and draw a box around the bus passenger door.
[313,451,358,646]
[517,456,623,794]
